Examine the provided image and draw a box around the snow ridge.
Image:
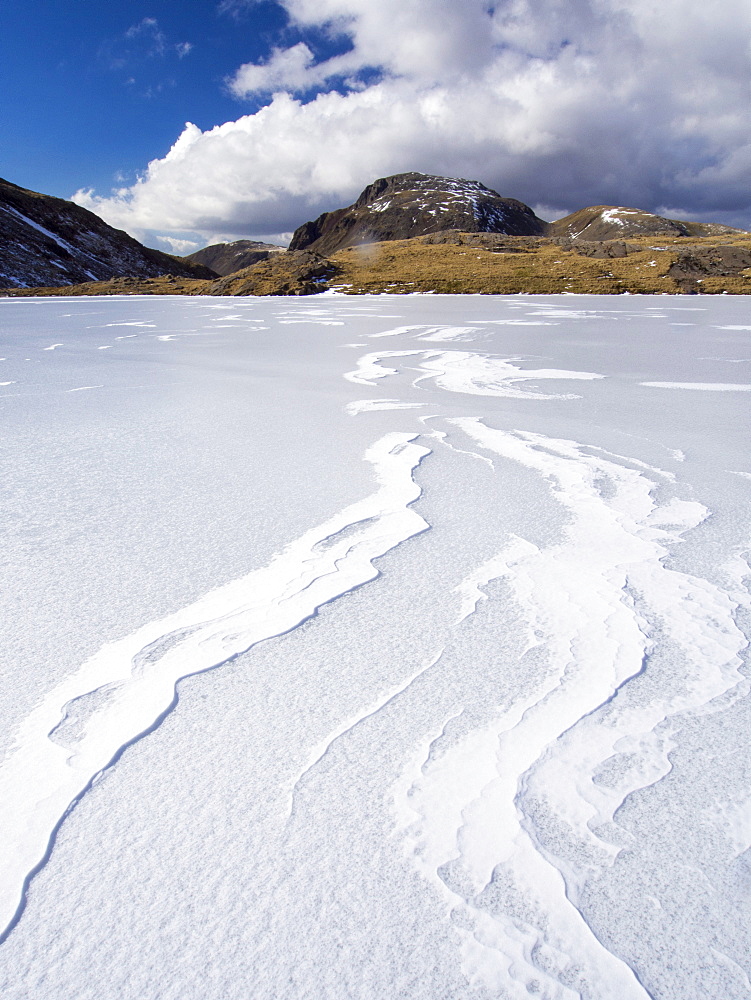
[0,432,431,941]
[393,420,749,999]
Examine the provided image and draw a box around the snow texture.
[0,293,749,1000]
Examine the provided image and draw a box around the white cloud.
[230,42,319,95]
[157,236,202,254]
[75,0,751,238]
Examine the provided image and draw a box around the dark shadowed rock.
[0,177,217,289]
[184,239,285,276]
[288,173,548,255]
[667,245,751,278]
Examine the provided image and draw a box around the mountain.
[289,172,547,255]
[0,177,217,289]
[183,240,286,276]
[548,205,745,241]
[3,170,749,299]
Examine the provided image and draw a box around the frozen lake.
[0,293,749,1000]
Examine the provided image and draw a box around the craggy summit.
[289,172,548,255]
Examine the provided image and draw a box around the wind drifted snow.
[0,293,749,1000]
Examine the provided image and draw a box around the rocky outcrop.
[667,244,751,276]
[418,230,544,252]
[289,173,547,255]
[0,177,217,289]
[207,250,339,296]
[666,244,751,294]
[184,239,285,276]
[548,205,745,242]
[552,238,644,258]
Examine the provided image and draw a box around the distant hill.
[548,205,745,241]
[184,239,285,276]
[289,172,548,255]
[0,177,217,289]
[290,177,746,254]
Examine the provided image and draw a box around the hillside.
[549,205,745,241]
[7,229,751,298]
[184,239,285,276]
[0,177,217,289]
[288,173,547,255]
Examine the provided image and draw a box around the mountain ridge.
[288,172,548,255]
[0,177,217,289]
[184,239,285,276]
[2,171,748,295]
[548,204,744,241]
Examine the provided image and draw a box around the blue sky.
[1,1,317,199]
[3,1,750,251]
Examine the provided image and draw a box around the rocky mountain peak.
[184,239,285,276]
[289,172,547,255]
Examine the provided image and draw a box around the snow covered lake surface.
[0,293,749,1000]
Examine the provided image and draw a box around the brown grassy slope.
[327,233,751,295]
[3,233,751,297]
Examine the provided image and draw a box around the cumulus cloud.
[76,0,751,239]
[157,236,202,254]
[230,42,321,95]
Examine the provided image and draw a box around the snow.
[374,177,510,224]
[600,208,641,225]
[0,204,80,256]
[0,293,749,1000]
[0,206,124,282]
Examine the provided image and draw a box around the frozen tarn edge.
[0,432,431,942]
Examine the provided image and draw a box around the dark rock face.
[667,245,751,278]
[548,205,746,242]
[289,172,547,255]
[552,238,644,258]
[184,239,285,276]
[0,177,217,289]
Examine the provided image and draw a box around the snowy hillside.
[0,293,749,1000]
[0,177,216,288]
